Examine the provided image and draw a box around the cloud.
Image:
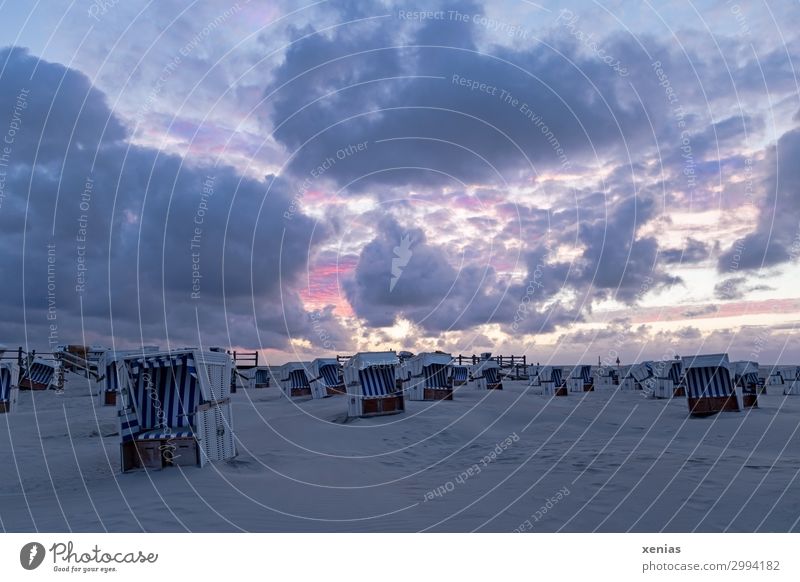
[661,237,709,264]
[717,127,800,271]
[0,46,323,351]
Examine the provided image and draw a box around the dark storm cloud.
[0,47,323,351]
[718,127,800,271]
[262,0,677,192]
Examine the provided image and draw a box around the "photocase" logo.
[390,234,413,292]
[20,542,46,570]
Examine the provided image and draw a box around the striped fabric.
[128,355,200,432]
[25,362,54,386]
[795,367,800,381]
[453,366,468,382]
[119,409,140,443]
[685,366,733,399]
[551,368,563,386]
[105,361,122,393]
[136,428,194,440]
[668,361,683,385]
[424,364,450,389]
[359,366,396,397]
[319,364,342,387]
[255,369,270,384]
[289,369,309,389]
[579,365,591,383]
[0,367,11,401]
[484,367,499,384]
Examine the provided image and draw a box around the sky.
[0,0,798,365]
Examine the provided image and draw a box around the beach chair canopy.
[343,352,398,382]
[279,362,310,383]
[551,367,563,385]
[681,353,733,399]
[343,352,399,396]
[404,353,453,388]
[25,359,57,386]
[311,358,342,387]
[123,352,201,440]
[630,362,653,383]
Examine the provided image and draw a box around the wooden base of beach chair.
[123,441,162,471]
[164,438,199,467]
[673,386,685,397]
[688,395,739,416]
[326,385,346,396]
[554,386,568,397]
[122,437,199,472]
[487,382,503,390]
[742,393,758,409]
[361,395,405,416]
[104,391,117,406]
[584,384,594,392]
[0,401,8,413]
[19,379,48,391]
[423,388,453,401]
[290,387,312,398]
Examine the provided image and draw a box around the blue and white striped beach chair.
[682,353,739,416]
[117,349,236,471]
[19,359,58,390]
[401,352,454,401]
[279,363,313,398]
[309,358,344,397]
[344,352,404,417]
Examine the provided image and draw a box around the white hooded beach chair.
[567,365,593,392]
[401,352,454,401]
[682,353,740,416]
[0,360,20,414]
[593,366,618,390]
[19,358,60,390]
[766,369,784,387]
[640,360,682,399]
[625,362,654,392]
[472,358,503,390]
[344,351,404,417]
[309,358,345,397]
[278,362,313,398]
[117,349,236,472]
[783,367,800,396]
[251,366,271,389]
[530,366,566,396]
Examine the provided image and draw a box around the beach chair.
[344,352,404,417]
[117,349,236,471]
[682,353,740,416]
